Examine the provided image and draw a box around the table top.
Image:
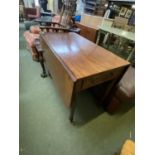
[41,32,130,80]
[98,25,135,41]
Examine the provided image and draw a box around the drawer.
[81,69,122,90]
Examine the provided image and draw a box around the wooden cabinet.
[75,22,98,42]
[75,13,104,42]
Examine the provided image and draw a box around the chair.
[23,15,80,61]
[23,16,61,61]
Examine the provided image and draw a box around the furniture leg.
[39,52,48,78]
[127,48,135,61]
[101,80,116,104]
[69,95,77,123]
[103,67,129,107]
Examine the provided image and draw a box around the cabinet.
[84,0,107,16]
[96,19,135,64]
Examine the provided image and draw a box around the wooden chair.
[23,0,79,61]
[33,25,80,78]
[24,23,79,60]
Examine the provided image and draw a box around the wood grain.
[41,32,130,80]
[41,37,75,106]
[75,22,98,42]
[40,32,130,108]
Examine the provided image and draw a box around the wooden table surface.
[41,32,129,79]
[40,32,130,122]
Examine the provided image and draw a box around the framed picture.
[119,7,127,16]
[125,9,133,19]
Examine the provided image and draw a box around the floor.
[19,22,135,155]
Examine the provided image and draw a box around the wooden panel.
[80,13,103,29]
[75,22,98,42]
[81,67,124,90]
[41,37,74,107]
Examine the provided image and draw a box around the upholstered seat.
[30,25,41,34]
[24,6,41,20]
[23,31,40,61]
[23,15,80,61]
[23,16,61,61]
[120,140,135,155]
[106,66,135,114]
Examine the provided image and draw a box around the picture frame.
[125,9,133,19]
[119,7,127,16]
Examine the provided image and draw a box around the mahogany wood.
[40,32,130,122]
[75,22,98,42]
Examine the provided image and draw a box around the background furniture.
[105,66,135,114]
[24,20,39,30]
[75,22,97,42]
[75,13,104,42]
[24,6,41,20]
[40,32,130,122]
[23,15,80,61]
[23,16,60,61]
[80,13,104,28]
[106,0,135,19]
[34,16,53,25]
[23,31,40,61]
[84,0,107,16]
[96,18,135,63]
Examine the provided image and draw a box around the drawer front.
[81,68,123,90]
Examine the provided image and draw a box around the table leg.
[39,52,48,78]
[102,67,129,107]
[69,96,77,123]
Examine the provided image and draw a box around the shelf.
[85,1,96,5]
[84,0,107,16]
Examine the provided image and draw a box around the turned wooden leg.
[39,52,48,78]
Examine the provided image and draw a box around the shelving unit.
[84,0,107,16]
